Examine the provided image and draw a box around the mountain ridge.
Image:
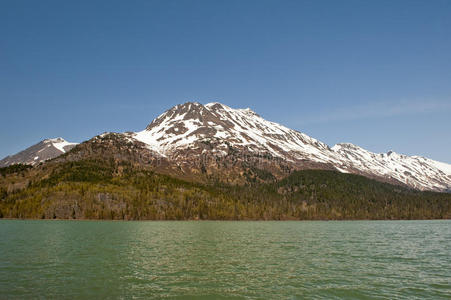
[0,138,77,168]
[2,102,450,192]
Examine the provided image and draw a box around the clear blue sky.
[1,0,450,163]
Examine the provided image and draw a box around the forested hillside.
[1,159,449,220]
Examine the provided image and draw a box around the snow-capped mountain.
[3,102,450,192]
[133,102,339,161]
[129,102,451,192]
[0,138,77,167]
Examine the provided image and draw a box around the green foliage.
[0,164,32,177]
[0,160,449,220]
[244,166,276,183]
[38,160,115,186]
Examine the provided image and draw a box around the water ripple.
[0,220,450,299]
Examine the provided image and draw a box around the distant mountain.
[0,138,77,167]
[125,102,451,192]
[2,102,450,192]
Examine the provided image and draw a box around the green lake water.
[0,220,450,299]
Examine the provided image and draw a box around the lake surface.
[0,220,450,299]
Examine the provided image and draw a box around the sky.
[1,0,450,163]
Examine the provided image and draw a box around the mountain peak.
[0,137,77,167]
[205,102,229,110]
[44,137,66,143]
[135,101,333,162]
[205,102,259,116]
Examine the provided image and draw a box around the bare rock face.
[0,138,77,167]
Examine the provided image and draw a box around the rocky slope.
[0,138,77,167]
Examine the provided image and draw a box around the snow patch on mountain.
[45,138,78,153]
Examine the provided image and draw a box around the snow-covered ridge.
[332,143,451,191]
[0,137,78,167]
[44,137,78,153]
[130,101,451,192]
